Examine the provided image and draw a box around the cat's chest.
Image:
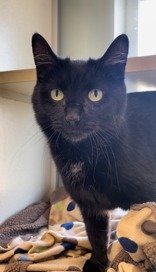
[60,160,114,208]
[61,161,86,185]
[59,149,114,187]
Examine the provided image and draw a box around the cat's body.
[48,91,156,212]
[32,34,156,271]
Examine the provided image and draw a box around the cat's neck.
[50,128,123,167]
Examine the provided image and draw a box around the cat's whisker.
[90,134,99,184]
[95,129,120,192]
[82,168,87,191]
[93,131,112,181]
[9,123,54,166]
[88,136,94,165]
[55,132,62,149]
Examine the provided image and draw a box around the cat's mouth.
[62,130,90,143]
[59,122,100,143]
[54,122,97,143]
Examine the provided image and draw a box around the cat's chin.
[63,132,89,143]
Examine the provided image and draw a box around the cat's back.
[126,91,156,134]
[117,91,156,205]
[124,90,156,158]
[127,90,156,113]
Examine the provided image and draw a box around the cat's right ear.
[32,33,58,80]
[101,34,129,67]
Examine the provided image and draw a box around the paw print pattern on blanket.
[0,188,155,272]
[118,237,138,253]
[0,195,91,272]
[107,202,156,272]
[61,222,74,230]
[67,201,76,211]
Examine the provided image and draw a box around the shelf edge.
[1,55,156,84]
[0,69,36,84]
[126,55,156,72]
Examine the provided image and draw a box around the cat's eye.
[51,89,64,101]
[88,89,103,102]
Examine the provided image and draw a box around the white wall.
[125,0,138,57]
[0,0,52,71]
[58,0,115,59]
[58,0,125,59]
[0,0,58,223]
[114,0,126,38]
[0,97,52,223]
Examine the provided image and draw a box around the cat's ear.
[32,33,58,80]
[101,34,129,66]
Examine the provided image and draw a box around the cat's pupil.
[94,90,98,97]
[56,89,59,97]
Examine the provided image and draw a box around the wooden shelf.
[0,69,36,101]
[126,55,156,72]
[126,55,156,92]
[0,69,36,84]
[1,55,156,100]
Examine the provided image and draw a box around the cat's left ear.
[101,34,129,67]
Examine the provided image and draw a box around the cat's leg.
[81,209,109,272]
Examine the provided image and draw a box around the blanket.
[107,203,156,272]
[0,190,91,272]
[0,201,50,248]
[0,187,155,272]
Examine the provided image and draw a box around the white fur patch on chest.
[70,162,84,175]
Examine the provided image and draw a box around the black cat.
[32,33,156,272]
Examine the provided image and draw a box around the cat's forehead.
[58,58,98,91]
[65,58,93,73]
[60,58,97,81]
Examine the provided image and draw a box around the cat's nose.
[65,107,81,125]
[66,113,80,125]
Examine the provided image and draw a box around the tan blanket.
[0,187,123,272]
[107,203,156,272]
[0,193,91,272]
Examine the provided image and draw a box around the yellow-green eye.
[51,89,64,101]
[88,89,103,102]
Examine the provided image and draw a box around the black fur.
[32,33,156,271]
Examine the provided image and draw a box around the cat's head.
[32,34,129,143]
